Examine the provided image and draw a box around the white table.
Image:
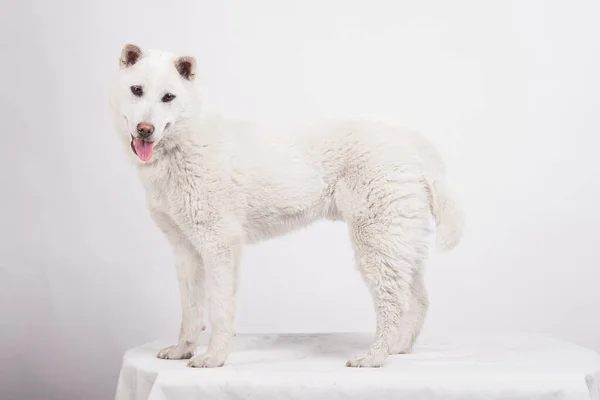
[115,333,600,400]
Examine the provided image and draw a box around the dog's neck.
[134,112,200,163]
[134,114,221,187]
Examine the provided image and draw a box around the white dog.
[109,44,464,368]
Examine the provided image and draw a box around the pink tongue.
[133,138,154,161]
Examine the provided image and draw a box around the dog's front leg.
[187,237,241,368]
[152,211,206,360]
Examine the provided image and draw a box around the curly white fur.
[109,44,464,368]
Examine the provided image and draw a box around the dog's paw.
[157,345,194,360]
[187,353,227,368]
[345,353,386,368]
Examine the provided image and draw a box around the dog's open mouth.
[130,136,155,162]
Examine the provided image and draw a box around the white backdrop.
[1,0,599,399]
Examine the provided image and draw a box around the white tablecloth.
[115,333,600,400]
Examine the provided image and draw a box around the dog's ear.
[174,56,196,81]
[120,44,143,68]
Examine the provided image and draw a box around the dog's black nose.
[137,122,155,138]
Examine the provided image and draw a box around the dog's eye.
[162,93,176,103]
[130,85,143,97]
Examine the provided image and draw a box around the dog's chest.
[139,166,178,214]
[146,184,170,213]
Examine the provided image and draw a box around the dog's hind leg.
[340,173,431,367]
[390,271,428,355]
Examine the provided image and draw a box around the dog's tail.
[417,138,464,252]
[429,176,464,252]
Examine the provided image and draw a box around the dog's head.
[110,44,200,163]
